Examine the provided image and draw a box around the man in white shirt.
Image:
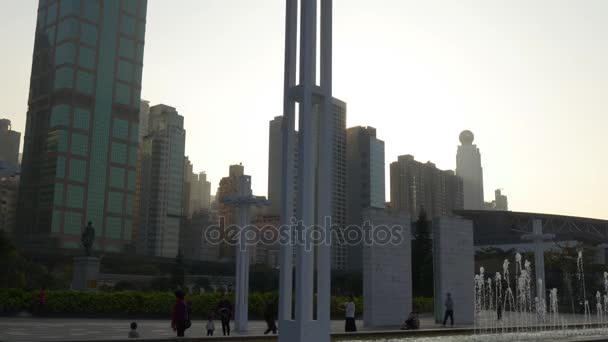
[344,295,357,332]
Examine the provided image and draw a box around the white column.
[533,219,546,300]
[522,219,553,301]
[234,176,252,332]
[279,0,332,341]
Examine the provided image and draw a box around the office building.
[0,162,20,234]
[267,99,347,269]
[0,119,21,166]
[138,104,185,258]
[180,208,220,262]
[456,130,484,210]
[132,99,150,245]
[190,171,211,216]
[17,0,147,251]
[346,126,385,270]
[216,163,245,260]
[268,116,297,215]
[484,189,509,211]
[390,155,463,219]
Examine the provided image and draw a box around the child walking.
[206,315,215,336]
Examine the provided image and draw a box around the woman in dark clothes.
[171,290,188,337]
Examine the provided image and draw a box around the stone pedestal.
[362,208,412,327]
[72,256,100,291]
[433,216,474,325]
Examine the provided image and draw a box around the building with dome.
[456,130,485,210]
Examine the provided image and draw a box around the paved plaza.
[0,315,454,341]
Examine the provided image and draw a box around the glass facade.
[17,0,147,252]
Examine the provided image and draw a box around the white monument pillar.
[521,219,554,300]
[279,0,333,341]
[221,175,269,332]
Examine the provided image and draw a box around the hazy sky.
[1,0,607,220]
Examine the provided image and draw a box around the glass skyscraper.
[345,126,385,270]
[18,0,147,252]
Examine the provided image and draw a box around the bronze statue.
[81,221,95,256]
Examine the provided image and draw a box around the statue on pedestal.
[81,221,95,256]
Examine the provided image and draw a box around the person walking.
[497,299,503,321]
[343,295,357,332]
[171,290,188,337]
[206,315,215,336]
[442,292,454,327]
[263,300,278,334]
[128,322,140,338]
[37,288,47,316]
[216,294,233,336]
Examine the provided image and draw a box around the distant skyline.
[1,0,607,219]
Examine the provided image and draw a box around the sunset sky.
[1,0,607,219]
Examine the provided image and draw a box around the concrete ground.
[0,314,459,341]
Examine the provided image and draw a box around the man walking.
[442,292,454,327]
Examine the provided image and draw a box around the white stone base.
[433,216,474,325]
[72,256,100,291]
[362,208,412,327]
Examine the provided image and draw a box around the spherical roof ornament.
[459,130,474,145]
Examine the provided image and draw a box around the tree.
[412,208,434,297]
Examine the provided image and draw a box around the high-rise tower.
[456,130,484,210]
[346,126,385,270]
[18,0,147,251]
[138,104,185,258]
[0,119,21,166]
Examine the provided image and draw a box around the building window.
[83,1,99,23]
[50,104,70,127]
[119,37,135,59]
[76,70,94,94]
[70,133,89,156]
[46,3,58,26]
[54,183,64,205]
[136,21,146,41]
[81,22,98,46]
[66,184,84,208]
[112,118,129,139]
[127,170,136,190]
[128,147,137,166]
[64,211,82,235]
[54,66,74,89]
[115,83,131,105]
[130,124,139,143]
[57,17,79,43]
[105,217,123,239]
[68,158,87,182]
[56,155,66,178]
[111,142,127,164]
[135,42,144,62]
[55,129,69,152]
[110,167,125,188]
[117,60,132,82]
[73,107,90,130]
[108,191,124,214]
[51,210,63,232]
[121,15,136,36]
[59,0,80,19]
[55,42,75,66]
[79,46,96,69]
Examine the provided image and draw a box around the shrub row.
[0,289,432,318]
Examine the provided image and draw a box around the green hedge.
[0,289,434,317]
[413,297,434,313]
[0,290,352,318]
